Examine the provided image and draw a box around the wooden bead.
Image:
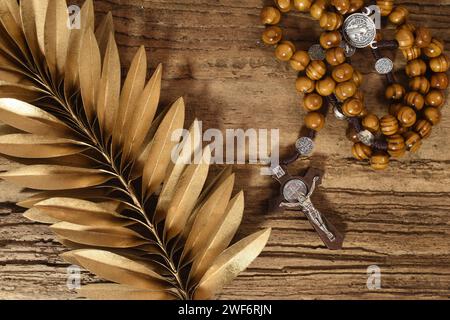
[352,70,363,87]
[335,81,357,101]
[380,115,399,136]
[310,0,327,20]
[370,151,390,170]
[303,93,323,111]
[423,107,442,125]
[397,125,409,135]
[404,91,424,110]
[430,73,449,90]
[342,98,363,117]
[275,0,293,12]
[425,90,444,108]
[409,76,430,95]
[402,47,421,61]
[405,59,427,78]
[296,76,315,93]
[389,103,403,116]
[262,26,283,45]
[260,6,281,25]
[396,105,417,127]
[304,112,325,131]
[414,119,432,139]
[315,76,336,96]
[377,0,394,16]
[275,41,295,61]
[346,125,359,142]
[320,31,342,49]
[430,55,450,73]
[353,89,364,103]
[359,107,368,118]
[404,131,422,152]
[398,23,416,33]
[306,60,326,80]
[415,27,432,48]
[332,63,353,83]
[362,113,380,133]
[385,83,405,100]
[331,0,350,14]
[352,142,372,160]
[423,38,444,58]
[387,134,406,158]
[389,6,409,25]
[320,12,343,31]
[348,0,364,14]
[290,50,310,71]
[325,47,346,66]
[395,29,414,49]
[294,0,312,12]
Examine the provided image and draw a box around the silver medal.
[339,41,356,57]
[343,13,377,49]
[282,179,308,203]
[295,137,314,156]
[357,129,375,146]
[308,44,325,61]
[375,57,393,74]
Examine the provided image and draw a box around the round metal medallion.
[343,13,377,49]
[283,179,308,202]
[375,57,393,74]
[295,137,314,156]
[308,44,325,61]
[339,41,356,57]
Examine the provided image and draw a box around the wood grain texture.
[1,0,450,300]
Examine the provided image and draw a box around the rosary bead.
[359,107,368,118]
[409,76,430,95]
[415,27,432,48]
[352,142,372,160]
[395,29,415,49]
[261,6,281,25]
[414,119,433,139]
[402,46,421,61]
[331,0,350,15]
[396,105,417,127]
[397,125,409,135]
[303,93,324,111]
[275,41,296,61]
[362,113,380,133]
[405,59,427,78]
[398,23,416,33]
[335,81,357,101]
[423,38,444,58]
[389,103,403,116]
[423,107,442,125]
[385,83,406,100]
[425,90,444,108]
[380,115,399,136]
[389,6,409,25]
[348,0,364,14]
[325,47,346,66]
[320,12,343,31]
[377,0,394,16]
[320,31,342,49]
[387,134,406,158]
[306,60,327,80]
[404,91,425,111]
[332,63,353,83]
[294,0,312,12]
[275,0,293,12]
[310,0,328,20]
[353,89,365,103]
[296,76,316,93]
[346,125,359,142]
[262,26,283,45]
[304,111,325,131]
[430,54,450,73]
[342,98,363,117]
[352,70,363,87]
[290,50,311,71]
[404,131,422,152]
[316,76,336,96]
[370,151,390,170]
[430,73,449,90]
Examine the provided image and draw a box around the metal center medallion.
[343,13,376,49]
[283,179,308,203]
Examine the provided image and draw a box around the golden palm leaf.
[0,0,271,300]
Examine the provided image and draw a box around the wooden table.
[1,0,449,300]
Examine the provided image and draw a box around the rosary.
[260,0,449,250]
